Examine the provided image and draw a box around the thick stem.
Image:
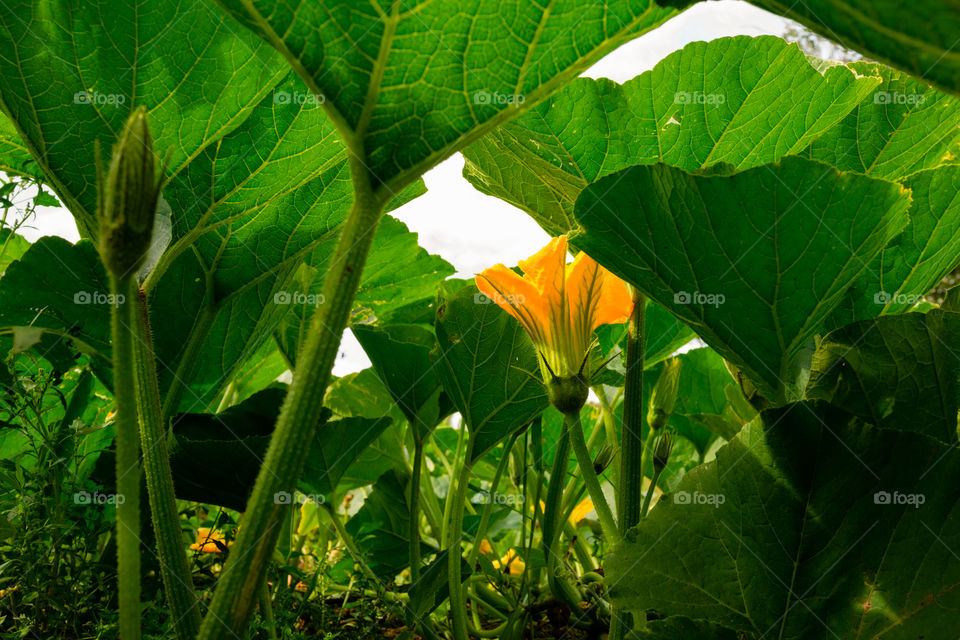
[447,437,474,640]
[566,412,619,543]
[619,290,646,532]
[132,290,200,639]
[542,420,581,609]
[197,157,387,640]
[610,291,646,640]
[110,273,141,640]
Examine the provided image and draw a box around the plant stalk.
[132,289,200,639]
[197,155,387,640]
[567,411,619,543]
[109,273,141,640]
[447,436,475,640]
[409,435,425,582]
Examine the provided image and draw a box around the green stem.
[258,578,278,640]
[160,304,215,427]
[132,290,200,639]
[197,156,388,640]
[542,420,581,610]
[619,290,646,532]
[466,434,517,568]
[566,412,619,543]
[447,437,474,640]
[610,291,646,640]
[409,436,424,582]
[640,468,663,520]
[109,273,141,640]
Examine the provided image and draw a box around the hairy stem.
[409,436,424,582]
[610,290,646,640]
[447,437,474,640]
[567,411,619,543]
[197,156,387,640]
[542,420,582,610]
[132,290,200,639]
[109,273,141,640]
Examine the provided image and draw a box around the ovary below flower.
[476,236,632,412]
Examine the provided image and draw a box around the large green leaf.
[607,401,960,638]
[0,0,289,239]
[574,157,911,404]
[463,36,880,235]
[747,0,960,98]
[802,62,960,181]
[216,0,686,191]
[434,283,548,463]
[827,166,960,329]
[806,310,960,445]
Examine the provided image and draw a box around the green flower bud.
[98,107,162,276]
[653,431,674,472]
[547,374,588,415]
[592,443,616,475]
[647,358,681,430]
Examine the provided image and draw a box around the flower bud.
[653,431,674,472]
[98,107,162,276]
[547,374,589,415]
[592,443,616,475]
[647,358,681,430]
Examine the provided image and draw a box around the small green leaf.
[434,284,548,463]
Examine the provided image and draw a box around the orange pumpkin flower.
[189,527,231,554]
[476,236,632,383]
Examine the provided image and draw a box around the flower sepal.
[547,374,589,415]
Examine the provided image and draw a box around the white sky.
[10,0,799,375]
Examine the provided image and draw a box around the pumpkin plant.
[0,1,959,639]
